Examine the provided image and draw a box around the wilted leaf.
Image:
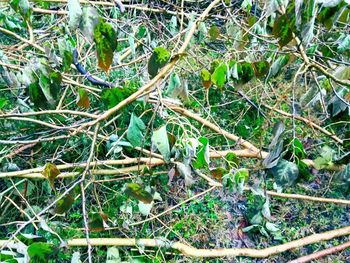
[272,14,295,47]
[176,162,194,186]
[265,222,280,232]
[106,247,121,263]
[138,201,153,216]
[148,47,170,78]
[269,121,285,148]
[94,18,118,72]
[58,38,74,72]
[27,242,54,263]
[333,66,350,80]
[152,125,171,161]
[263,140,284,169]
[192,137,209,169]
[253,61,270,77]
[55,193,75,214]
[234,168,249,184]
[28,67,62,109]
[42,163,60,188]
[166,73,182,98]
[125,183,153,203]
[210,167,228,181]
[337,163,350,185]
[128,35,136,56]
[80,7,99,42]
[201,68,212,89]
[211,63,227,89]
[76,88,90,108]
[88,211,105,232]
[71,251,82,263]
[334,152,350,165]
[208,25,220,40]
[68,0,82,30]
[270,159,299,187]
[268,55,290,78]
[127,113,146,147]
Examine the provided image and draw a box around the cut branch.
[289,240,350,263]
[1,225,350,258]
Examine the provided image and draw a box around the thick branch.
[2,225,350,258]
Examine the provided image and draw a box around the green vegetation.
[0,0,350,262]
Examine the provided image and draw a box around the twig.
[262,104,343,144]
[128,186,217,226]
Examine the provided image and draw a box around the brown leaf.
[42,163,60,189]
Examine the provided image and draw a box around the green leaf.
[225,152,239,168]
[27,242,54,263]
[125,183,153,203]
[94,18,118,72]
[126,113,146,147]
[148,47,170,78]
[10,0,31,21]
[270,159,299,187]
[211,63,227,89]
[234,168,249,193]
[291,138,306,159]
[76,88,90,109]
[208,25,220,40]
[0,97,8,109]
[42,163,60,189]
[234,168,249,184]
[152,125,171,161]
[68,0,82,30]
[55,193,75,214]
[101,87,137,109]
[192,137,209,169]
[314,146,335,169]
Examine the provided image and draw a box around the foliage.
[0,0,350,262]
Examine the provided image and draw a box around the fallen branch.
[244,187,350,206]
[168,105,261,153]
[263,104,343,145]
[1,225,350,258]
[289,240,350,263]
